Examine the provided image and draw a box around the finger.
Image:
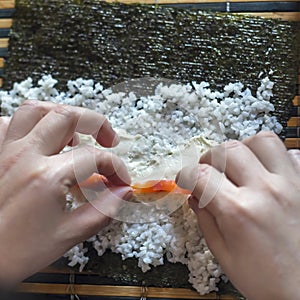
[0,116,11,149]
[200,140,268,187]
[5,100,57,142]
[63,186,132,242]
[189,196,229,262]
[27,104,119,155]
[288,149,300,174]
[54,145,131,187]
[243,131,293,174]
[176,164,238,218]
[67,132,80,147]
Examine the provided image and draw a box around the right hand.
[177,132,300,300]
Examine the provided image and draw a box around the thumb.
[63,186,133,242]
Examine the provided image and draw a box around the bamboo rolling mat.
[17,283,235,299]
[0,1,299,299]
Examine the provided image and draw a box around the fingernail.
[111,132,120,147]
[176,165,199,191]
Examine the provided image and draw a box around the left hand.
[0,100,132,286]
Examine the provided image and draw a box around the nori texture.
[2,1,299,298]
[3,0,299,137]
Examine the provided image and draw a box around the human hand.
[0,101,132,286]
[177,131,300,300]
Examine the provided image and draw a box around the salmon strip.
[78,173,111,191]
[132,180,191,194]
[78,173,191,194]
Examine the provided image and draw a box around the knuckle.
[94,149,112,165]
[97,150,120,166]
[221,197,252,226]
[192,164,214,194]
[54,104,76,117]
[53,105,68,115]
[82,147,125,176]
[223,139,243,151]
[25,164,50,190]
[20,100,48,117]
[260,174,291,204]
[21,99,40,107]
[249,131,279,146]
[256,130,278,139]
[197,163,213,178]
[26,158,66,197]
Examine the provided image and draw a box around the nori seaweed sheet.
[2,1,299,298]
[2,0,299,137]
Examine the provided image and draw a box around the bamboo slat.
[106,0,300,2]
[284,138,300,149]
[0,38,9,48]
[236,12,300,21]
[0,19,12,29]
[293,96,300,106]
[288,117,300,127]
[18,283,237,299]
[0,0,15,9]
[229,0,299,1]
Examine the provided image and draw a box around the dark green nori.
[3,1,299,298]
[3,0,299,138]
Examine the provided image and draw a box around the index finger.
[242,131,293,175]
[176,163,238,217]
[53,145,131,188]
[23,102,119,155]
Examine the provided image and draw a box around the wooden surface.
[293,95,300,106]
[238,12,300,21]
[18,283,237,299]
[284,67,300,148]
[0,0,15,9]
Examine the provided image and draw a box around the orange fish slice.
[78,173,191,195]
[132,180,191,194]
[78,173,111,191]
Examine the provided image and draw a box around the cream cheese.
[113,130,217,184]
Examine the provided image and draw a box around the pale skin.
[0,100,133,286]
[0,101,300,300]
[177,131,300,300]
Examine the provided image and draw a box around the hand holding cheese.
[0,101,132,286]
[177,131,300,300]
